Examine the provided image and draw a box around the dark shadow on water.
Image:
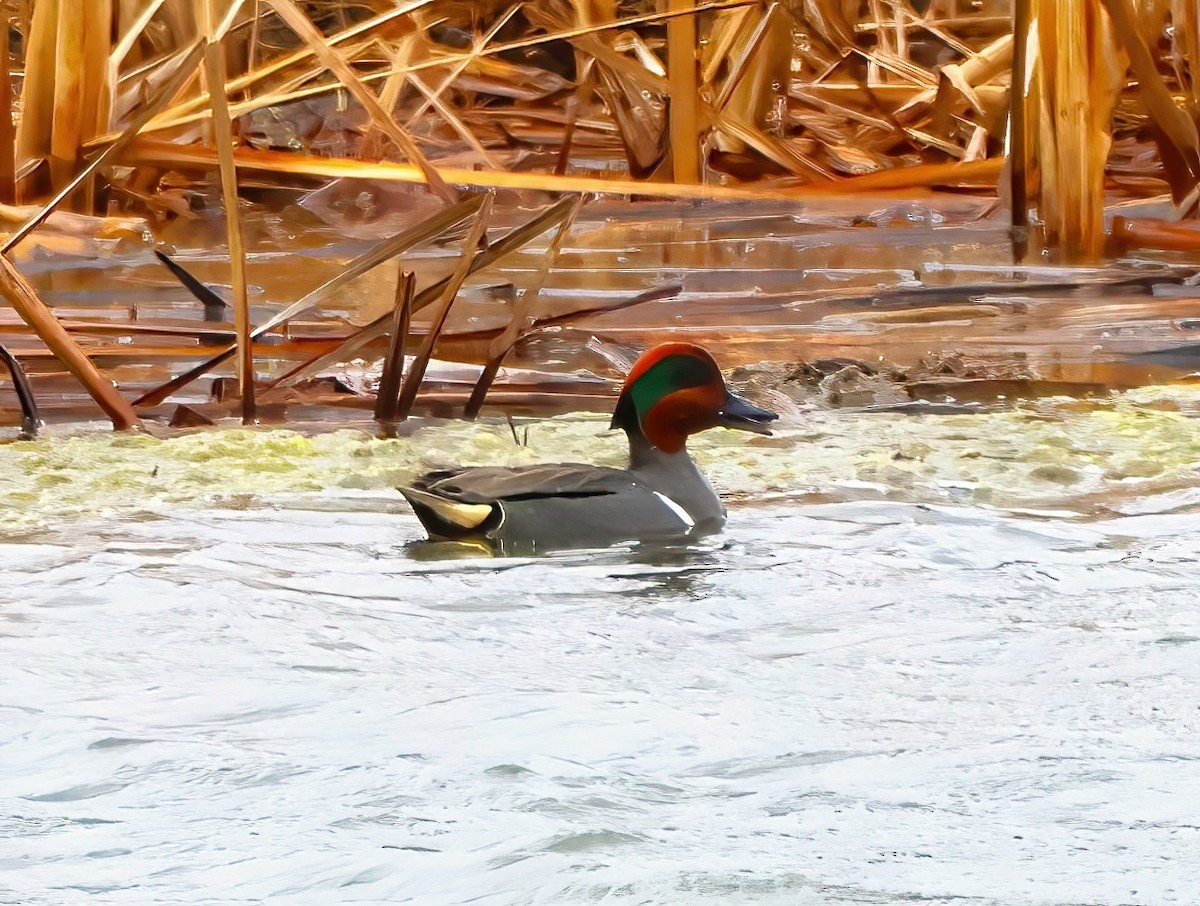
[399,534,727,603]
[401,535,728,569]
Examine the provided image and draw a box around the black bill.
[718,392,778,435]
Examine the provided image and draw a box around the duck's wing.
[412,463,636,502]
[400,463,696,547]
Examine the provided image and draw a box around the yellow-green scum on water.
[3,385,1200,535]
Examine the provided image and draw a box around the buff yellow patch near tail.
[404,487,493,529]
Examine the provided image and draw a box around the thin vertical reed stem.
[668,0,701,183]
[374,271,414,433]
[204,0,256,423]
[395,195,494,421]
[1010,0,1031,263]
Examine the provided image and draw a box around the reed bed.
[0,0,1197,429]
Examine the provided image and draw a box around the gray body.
[399,433,725,552]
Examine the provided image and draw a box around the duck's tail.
[399,486,496,540]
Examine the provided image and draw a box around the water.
[3,403,1200,904]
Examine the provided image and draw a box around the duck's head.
[609,343,778,453]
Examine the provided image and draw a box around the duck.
[399,343,778,552]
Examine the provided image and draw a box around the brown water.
[3,191,1198,424]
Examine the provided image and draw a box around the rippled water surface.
[3,400,1200,904]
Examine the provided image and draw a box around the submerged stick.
[395,195,494,421]
[1110,216,1200,252]
[0,344,41,438]
[499,282,683,336]
[374,271,415,432]
[133,193,485,408]
[153,250,228,316]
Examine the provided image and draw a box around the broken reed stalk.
[555,60,596,176]
[0,253,139,429]
[1100,0,1200,207]
[3,40,205,255]
[16,0,56,199]
[1033,0,1124,261]
[463,197,583,419]
[133,193,486,408]
[395,194,494,421]
[131,0,754,139]
[121,140,1005,201]
[263,0,455,203]
[373,270,415,432]
[203,4,255,424]
[0,343,42,438]
[258,200,483,336]
[401,4,521,129]
[1110,216,1200,252]
[267,195,576,393]
[132,0,439,139]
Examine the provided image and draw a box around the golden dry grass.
[0,1,1190,254]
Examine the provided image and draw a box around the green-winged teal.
[400,343,777,551]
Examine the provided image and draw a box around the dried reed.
[395,192,494,420]
[2,0,1200,426]
[373,270,415,430]
[204,0,255,423]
